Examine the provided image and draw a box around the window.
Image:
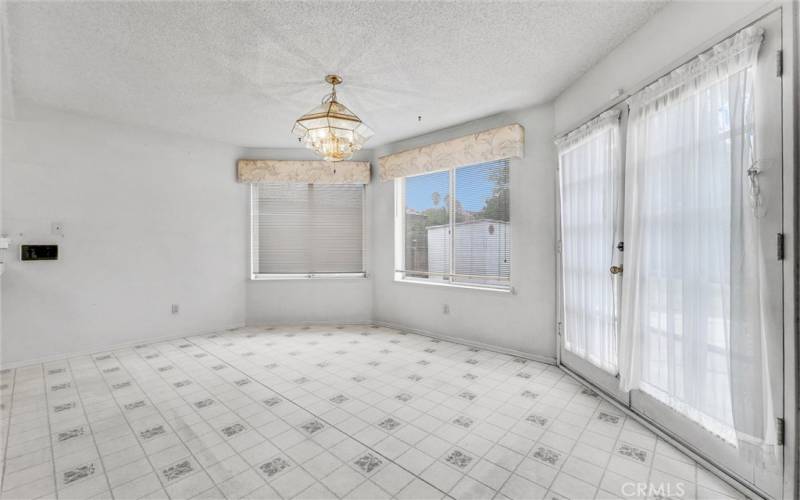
[396,159,511,289]
[251,183,365,279]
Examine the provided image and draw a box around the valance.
[237,160,371,184]
[379,123,524,181]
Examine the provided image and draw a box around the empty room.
[0,1,798,499]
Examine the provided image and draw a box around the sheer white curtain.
[557,110,621,373]
[619,27,777,463]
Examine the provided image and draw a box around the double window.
[251,183,365,279]
[395,159,511,290]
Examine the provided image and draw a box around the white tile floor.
[0,325,746,500]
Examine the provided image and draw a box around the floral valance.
[379,123,524,181]
[237,160,371,184]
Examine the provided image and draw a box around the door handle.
[610,266,623,275]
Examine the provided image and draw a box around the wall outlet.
[171,304,179,314]
[443,304,450,315]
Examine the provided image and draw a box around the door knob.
[610,266,623,275]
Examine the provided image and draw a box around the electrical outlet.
[443,304,450,315]
[171,304,179,314]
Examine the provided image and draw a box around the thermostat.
[21,245,58,261]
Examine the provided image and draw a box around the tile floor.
[0,325,746,500]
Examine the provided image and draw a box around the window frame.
[250,183,368,281]
[393,162,513,293]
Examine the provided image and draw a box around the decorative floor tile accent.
[140,425,166,440]
[57,427,86,442]
[330,394,348,404]
[444,449,474,469]
[300,420,325,435]
[263,397,282,407]
[532,446,561,466]
[526,414,549,427]
[259,457,291,477]
[597,412,621,424]
[220,423,247,438]
[194,398,215,409]
[124,400,146,411]
[63,463,96,485]
[617,443,648,463]
[395,393,412,402]
[54,402,76,412]
[162,459,194,482]
[354,453,383,474]
[378,417,402,431]
[452,416,474,428]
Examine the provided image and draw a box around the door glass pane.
[559,124,619,373]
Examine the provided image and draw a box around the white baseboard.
[0,322,246,369]
[371,320,557,365]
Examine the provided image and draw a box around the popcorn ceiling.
[5,1,665,147]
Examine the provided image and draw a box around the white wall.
[1,102,248,364]
[243,148,374,326]
[554,1,773,133]
[371,104,558,359]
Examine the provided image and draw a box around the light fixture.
[292,75,374,162]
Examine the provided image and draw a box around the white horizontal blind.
[400,159,511,288]
[252,183,365,276]
[453,160,510,286]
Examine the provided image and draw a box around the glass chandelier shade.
[292,75,374,162]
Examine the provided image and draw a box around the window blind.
[399,159,511,288]
[252,183,365,277]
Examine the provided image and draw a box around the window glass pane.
[453,160,510,286]
[253,183,364,274]
[404,171,450,282]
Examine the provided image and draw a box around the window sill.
[251,273,368,281]
[393,277,515,294]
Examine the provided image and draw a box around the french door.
[557,106,627,402]
[627,11,785,497]
[557,10,784,498]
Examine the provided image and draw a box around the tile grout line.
[209,329,579,498]
[40,365,60,500]
[102,349,215,499]
[87,354,170,499]
[137,341,301,499]
[186,334,456,499]
[186,333,453,499]
[0,369,17,492]
[63,358,116,498]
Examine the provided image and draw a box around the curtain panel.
[379,124,524,181]
[619,26,776,464]
[237,160,371,184]
[556,109,622,374]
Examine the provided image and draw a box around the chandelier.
[292,75,374,162]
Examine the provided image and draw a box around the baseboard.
[371,320,557,365]
[243,318,374,328]
[0,322,246,369]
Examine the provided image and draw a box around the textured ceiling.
[4,1,665,148]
